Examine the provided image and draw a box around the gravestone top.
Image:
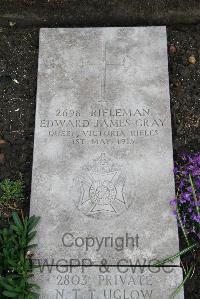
[30,27,180,265]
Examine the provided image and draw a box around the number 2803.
[57,274,88,286]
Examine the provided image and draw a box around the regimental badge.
[73,153,128,218]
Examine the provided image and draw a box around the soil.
[0,24,200,298]
[1,0,200,26]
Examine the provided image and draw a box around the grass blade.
[189,173,200,229]
[176,205,190,247]
[153,243,198,266]
[169,263,195,299]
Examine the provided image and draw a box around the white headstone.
[31,27,179,264]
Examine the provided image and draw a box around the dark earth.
[0,1,200,298]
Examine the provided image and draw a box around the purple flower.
[170,152,200,237]
[182,193,191,201]
[192,169,200,176]
[170,199,177,206]
[191,214,200,223]
[193,155,200,164]
[173,167,178,174]
[187,186,193,192]
[180,179,185,189]
[195,179,200,188]
[188,165,195,171]
[172,210,177,216]
[181,170,188,175]
[179,200,185,204]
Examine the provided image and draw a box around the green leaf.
[28,283,40,290]
[0,280,19,291]
[2,290,19,297]
[28,292,40,299]
[26,244,37,250]
[0,209,40,297]
[28,216,40,232]
[11,225,22,235]
[12,212,23,231]
[27,231,37,242]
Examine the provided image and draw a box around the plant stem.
[189,173,200,230]
[176,205,190,247]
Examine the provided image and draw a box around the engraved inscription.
[39,107,166,147]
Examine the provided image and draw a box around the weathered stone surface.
[33,266,184,299]
[30,27,179,265]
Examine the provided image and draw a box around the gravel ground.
[1,0,200,26]
[0,25,200,298]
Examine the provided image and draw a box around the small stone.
[26,250,34,259]
[0,139,7,145]
[9,21,16,27]
[169,45,177,54]
[0,153,5,162]
[13,78,19,84]
[174,81,181,87]
[188,55,197,64]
